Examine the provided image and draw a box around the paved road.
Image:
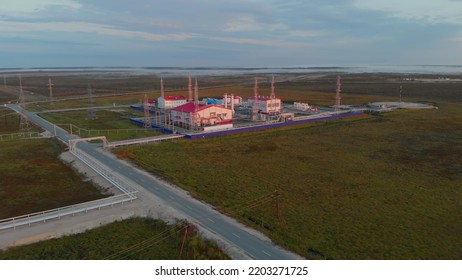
[6,104,301,260]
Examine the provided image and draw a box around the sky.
[1,0,462,68]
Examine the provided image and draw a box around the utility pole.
[178,224,189,259]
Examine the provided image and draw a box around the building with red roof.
[171,102,233,128]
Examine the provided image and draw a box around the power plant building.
[157,95,187,109]
[171,102,233,128]
[248,97,282,114]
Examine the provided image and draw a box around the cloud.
[288,30,325,37]
[354,0,462,24]
[0,20,197,42]
[0,0,81,16]
[224,14,287,33]
[211,36,312,48]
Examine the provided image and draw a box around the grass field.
[0,109,108,219]
[0,138,108,219]
[0,107,24,133]
[40,109,163,141]
[0,217,229,260]
[114,83,462,259]
[2,72,461,259]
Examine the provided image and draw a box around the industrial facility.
[130,74,413,138]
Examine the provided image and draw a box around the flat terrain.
[0,109,109,219]
[0,217,229,260]
[2,71,461,259]
[0,138,108,219]
[114,75,462,259]
[40,109,162,141]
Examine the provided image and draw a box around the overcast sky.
[1,0,462,68]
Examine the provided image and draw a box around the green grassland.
[3,73,461,259]
[114,81,462,259]
[0,107,26,133]
[0,217,229,260]
[0,108,107,219]
[0,138,108,219]
[40,109,162,141]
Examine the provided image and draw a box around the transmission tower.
[335,75,342,111]
[18,75,30,130]
[143,93,151,128]
[47,78,54,104]
[86,84,97,120]
[3,75,6,88]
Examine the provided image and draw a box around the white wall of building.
[157,96,187,109]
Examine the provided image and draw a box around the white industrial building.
[247,97,282,114]
[157,95,187,109]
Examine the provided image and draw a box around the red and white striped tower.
[188,75,193,102]
[270,74,276,99]
[143,93,151,128]
[335,75,342,111]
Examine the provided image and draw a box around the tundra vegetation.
[1,73,461,259]
[0,218,229,260]
[115,75,462,259]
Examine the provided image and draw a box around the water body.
[1,65,462,76]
